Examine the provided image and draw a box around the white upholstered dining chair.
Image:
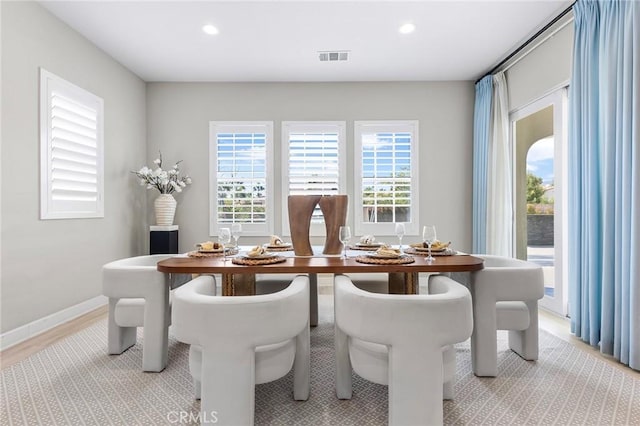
[334,274,473,426]
[102,254,204,372]
[465,255,544,377]
[172,274,310,426]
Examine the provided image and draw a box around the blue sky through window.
[527,136,554,184]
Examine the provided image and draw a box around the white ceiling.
[39,0,572,82]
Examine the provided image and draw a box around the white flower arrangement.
[133,152,192,194]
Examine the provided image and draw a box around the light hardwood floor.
[1,296,637,376]
[0,305,107,369]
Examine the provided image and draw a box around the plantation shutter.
[361,131,412,223]
[281,122,346,235]
[216,132,267,224]
[354,121,419,236]
[40,69,104,219]
[288,129,341,222]
[209,122,274,236]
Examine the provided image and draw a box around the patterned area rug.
[2,295,639,425]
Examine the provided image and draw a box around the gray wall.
[507,23,573,111]
[1,2,147,333]
[146,82,475,252]
[0,3,478,335]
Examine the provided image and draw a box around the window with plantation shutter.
[281,121,346,236]
[40,69,104,219]
[354,120,419,236]
[209,122,274,236]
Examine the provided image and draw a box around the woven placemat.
[187,249,239,258]
[232,256,287,265]
[404,247,454,257]
[355,255,415,265]
[264,245,294,252]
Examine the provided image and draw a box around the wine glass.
[339,226,352,260]
[395,223,405,253]
[219,227,231,262]
[422,225,437,262]
[231,223,242,249]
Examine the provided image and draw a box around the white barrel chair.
[468,255,544,377]
[334,274,473,426]
[172,275,310,426]
[102,254,203,372]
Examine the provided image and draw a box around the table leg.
[234,274,256,296]
[309,273,318,327]
[221,273,256,296]
[222,273,233,296]
[389,272,419,295]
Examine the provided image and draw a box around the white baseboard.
[0,295,108,351]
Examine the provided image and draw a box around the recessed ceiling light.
[202,24,219,35]
[399,23,416,34]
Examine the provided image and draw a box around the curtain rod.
[475,1,576,84]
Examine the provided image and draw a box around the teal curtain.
[568,0,639,370]
[472,76,493,254]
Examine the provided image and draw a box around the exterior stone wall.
[527,214,554,245]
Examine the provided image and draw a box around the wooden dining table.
[157,248,484,326]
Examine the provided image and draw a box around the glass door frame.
[509,88,568,316]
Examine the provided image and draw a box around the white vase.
[154,194,177,226]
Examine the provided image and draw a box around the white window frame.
[281,121,346,236]
[40,68,104,219]
[209,121,274,237]
[354,120,419,236]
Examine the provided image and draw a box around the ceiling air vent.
[318,51,349,62]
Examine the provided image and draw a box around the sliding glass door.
[510,88,568,316]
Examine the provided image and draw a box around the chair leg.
[509,301,539,361]
[470,289,498,377]
[335,324,352,399]
[107,298,136,355]
[188,345,202,400]
[443,381,454,401]
[193,379,201,400]
[141,288,170,372]
[293,322,310,400]
[388,348,443,426]
[201,347,255,426]
[442,345,456,400]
